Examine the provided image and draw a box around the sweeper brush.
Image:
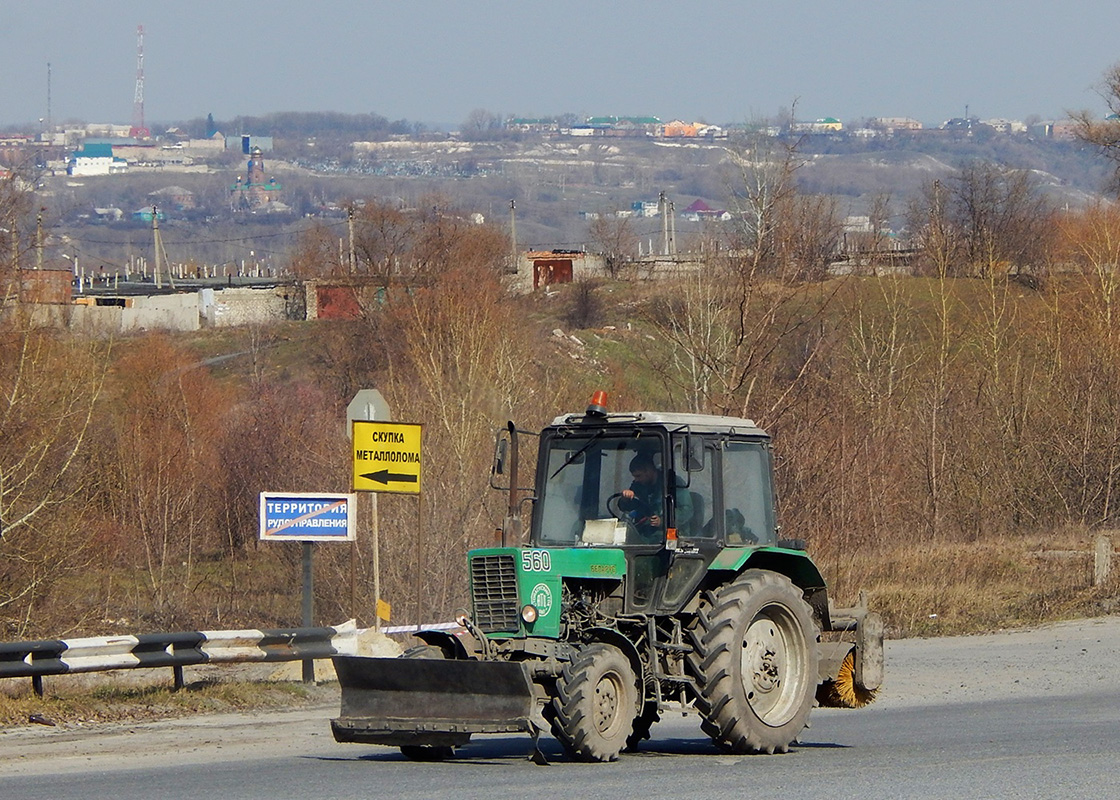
[816,648,878,708]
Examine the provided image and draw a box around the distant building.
[506,118,560,133]
[1050,120,1080,141]
[871,117,922,132]
[681,199,731,222]
[578,116,662,137]
[132,207,166,222]
[983,118,1027,134]
[517,250,604,291]
[663,120,699,137]
[92,206,124,222]
[67,143,128,176]
[661,120,726,139]
[790,117,843,134]
[230,147,282,211]
[148,186,197,211]
[184,133,225,156]
[84,123,132,138]
[227,134,274,153]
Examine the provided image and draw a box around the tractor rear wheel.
[688,569,819,754]
[550,643,639,762]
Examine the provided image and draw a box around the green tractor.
[331,393,883,762]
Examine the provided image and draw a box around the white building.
[67,144,128,176]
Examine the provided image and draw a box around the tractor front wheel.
[688,569,819,754]
[550,643,639,762]
[397,644,456,761]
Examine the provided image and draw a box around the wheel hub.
[594,673,620,733]
[743,619,786,697]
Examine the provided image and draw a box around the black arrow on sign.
[360,469,418,485]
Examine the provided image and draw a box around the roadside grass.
[49,548,315,638]
[820,529,1119,638]
[0,675,333,728]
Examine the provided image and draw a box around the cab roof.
[548,410,767,438]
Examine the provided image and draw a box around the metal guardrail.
[0,620,359,697]
[378,622,458,635]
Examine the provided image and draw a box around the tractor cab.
[525,395,778,614]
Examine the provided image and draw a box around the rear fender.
[708,546,827,596]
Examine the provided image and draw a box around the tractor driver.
[619,454,692,543]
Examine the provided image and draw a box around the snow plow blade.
[330,656,539,748]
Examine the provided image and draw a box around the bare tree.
[907,178,961,277]
[909,165,1052,279]
[461,108,503,140]
[352,200,414,280]
[781,193,842,282]
[587,212,637,277]
[845,193,893,275]
[723,130,804,277]
[98,336,232,627]
[288,220,346,279]
[643,254,837,421]
[1072,62,1120,193]
[0,316,110,637]
[0,170,37,309]
[951,162,1052,277]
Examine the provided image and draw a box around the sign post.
[347,390,392,626]
[259,492,356,681]
[352,419,423,627]
[352,420,423,494]
[259,493,357,542]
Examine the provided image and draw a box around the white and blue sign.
[259,492,357,542]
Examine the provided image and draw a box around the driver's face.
[631,464,657,485]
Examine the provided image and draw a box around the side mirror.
[492,435,509,477]
[684,435,704,472]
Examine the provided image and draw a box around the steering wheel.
[606,492,629,521]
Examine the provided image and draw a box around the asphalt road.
[2,617,1118,800]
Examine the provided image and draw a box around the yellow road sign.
[352,420,422,494]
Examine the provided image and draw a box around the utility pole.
[35,209,43,270]
[668,198,676,256]
[152,207,162,288]
[659,192,669,256]
[348,206,356,274]
[151,206,172,289]
[509,199,518,273]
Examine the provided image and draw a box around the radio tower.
[129,24,150,139]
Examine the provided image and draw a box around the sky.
[3,1,1120,131]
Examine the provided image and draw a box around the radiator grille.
[470,554,520,634]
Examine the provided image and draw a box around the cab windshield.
[532,431,667,546]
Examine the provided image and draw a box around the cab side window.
[721,441,777,545]
[672,439,715,539]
